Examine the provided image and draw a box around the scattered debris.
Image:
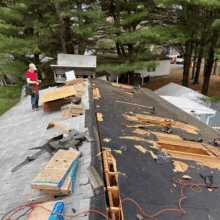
[150,151,158,160]
[134,145,147,153]
[96,152,102,156]
[103,138,111,142]
[183,137,203,142]
[152,132,182,140]
[200,173,214,187]
[173,161,189,172]
[113,150,123,154]
[93,87,101,100]
[133,129,151,136]
[112,83,133,90]
[182,175,192,179]
[61,104,84,121]
[96,105,100,108]
[208,188,213,192]
[125,92,133,96]
[97,112,103,121]
[122,123,158,128]
[136,213,144,220]
[173,183,176,187]
[143,111,150,114]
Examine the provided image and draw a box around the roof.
[92,79,220,220]
[160,95,216,115]
[0,81,105,219]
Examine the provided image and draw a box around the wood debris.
[134,145,147,153]
[122,123,158,128]
[182,175,192,179]
[119,136,160,149]
[143,111,150,114]
[73,83,86,97]
[112,83,133,90]
[135,114,199,134]
[133,129,151,136]
[125,92,133,96]
[208,188,213,192]
[113,150,122,154]
[93,87,101,100]
[152,132,182,140]
[173,161,189,172]
[61,105,84,120]
[150,151,158,160]
[97,113,103,121]
[103,138,111,142]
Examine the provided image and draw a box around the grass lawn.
[0,86,21,116]
[0,98,20,116]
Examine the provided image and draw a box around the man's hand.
[35,82,39,86]
[37,80,42,83]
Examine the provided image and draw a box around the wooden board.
[41,86,77,104]
[136,114,199,134]
[152,132,182,140]
[28,201,55,220]
[65,78,84,86]
[166,150,220,168]
[31,150,80,191]
[28,189,54,203]
[111,83,133,90]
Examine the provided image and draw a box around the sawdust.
[173,161,189,172]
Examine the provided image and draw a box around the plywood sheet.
[41,86,77,103]
[28,201,55,220]
[31,150,79,190]
[152,132,182,140]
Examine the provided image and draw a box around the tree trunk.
[191,43,198,79]
[116,42,122,56]
[193,43,204,85]
[202,30,219,95]
[64,17,74,54]
[54,1,67,53]
[212,59,218,75]
[182,41,193,87]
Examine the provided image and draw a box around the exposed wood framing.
[102,150,123,220]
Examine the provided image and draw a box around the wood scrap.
[125,92,133,96]
[122,114,139,122]
[134,145,147,153]
[93,88,101,100]
[182,175,192,179]
[97,113,103,121]
[150,151,158,160]
[28,189,54,203]
[173,161,189,172]
[119,136,160,149]
[69,104,84,116]
[168,150,220,169]
[103,138,111,142]
[41,86,77,104]
[113,150,122,154]
[61,108,72,121]
[136,114,199,134]
[122,123,158,128]
[133,129,151,136]
[73,84,85,97]
[112,83,134,90]
[151,132,182,140]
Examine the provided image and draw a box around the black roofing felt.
[92,79,220,220]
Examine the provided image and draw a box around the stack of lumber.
[73,83,86,97]
[41,86,77,112]
[65,78,84,86]
[61,104,84,121]
[30,150,80,199]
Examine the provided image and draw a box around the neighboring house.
[155,83,218,126]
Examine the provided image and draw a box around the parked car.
[176,55,184,64]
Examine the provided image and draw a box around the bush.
[0,86,21,98]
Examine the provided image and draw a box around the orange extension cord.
[2,178,209,220]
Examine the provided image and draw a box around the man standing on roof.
[26,63,41,111]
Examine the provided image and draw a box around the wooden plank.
[152,132,182,140]
[166,150,220,167]
[65,78,84,86]
[28,189,54,203]
[112,83,133,90]
[134,145,147,153]
[27,201,55,220]
[31,150,79,190]
[41,86,77,103]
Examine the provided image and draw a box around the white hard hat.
[29,63,37,70]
